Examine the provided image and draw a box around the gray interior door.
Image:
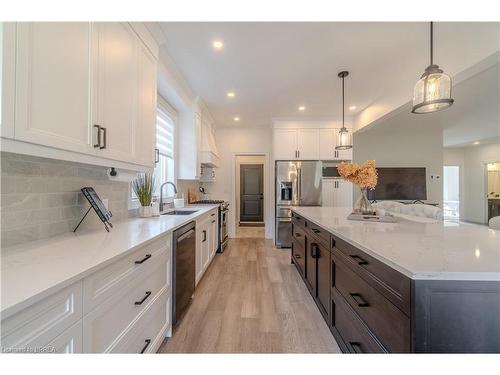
[240,164,264,222]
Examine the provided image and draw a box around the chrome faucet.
[159,181,178,212]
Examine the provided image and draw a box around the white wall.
[211,127,273,239]
[353,126,444,206]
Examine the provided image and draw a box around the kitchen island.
[290,207,500,353]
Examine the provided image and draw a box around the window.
[154,97,177,197]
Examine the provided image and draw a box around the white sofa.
[489,216,500,230]
[373,201,443,220]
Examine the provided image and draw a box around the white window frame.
[129,95,178,208]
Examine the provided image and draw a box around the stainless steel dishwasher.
[172,221,196,326]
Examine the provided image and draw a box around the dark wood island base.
[291,211,500,353]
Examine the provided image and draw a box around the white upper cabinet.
[297,129,320,160]
[1,23,15,139]
[14,23,93,154]
[133,40,157,167]
[319,129,336,160]
[92,22,138,164]
[2,22,158,170]
[319,128,353,161]
[273,129,299,160]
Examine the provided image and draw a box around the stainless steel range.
[191,200,229,252]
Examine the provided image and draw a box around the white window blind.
[153,97,177,197]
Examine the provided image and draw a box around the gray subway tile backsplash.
[1,152,133,248]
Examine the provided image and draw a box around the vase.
[139,205,152,218]
[354,187,374,215]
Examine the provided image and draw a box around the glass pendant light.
[412,22,454,114]
[336,71,353,150]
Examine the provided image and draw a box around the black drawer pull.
[295,232,302,237]
[140,339,151,354]
[312,228,321,234]
[135,254,152,264]
[349,293,370,307]
[349,254,368,265]
[135,291,152,305]
[349,342,364,353]
[311,243,319,259]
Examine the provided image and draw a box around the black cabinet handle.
[99,127,106,149]
[140,339,151,354]
[349,254,368,265]
[155,148,160,163]
[211,220,216,223]
[310,243,319,259]
[312,228,321,234]
[295,232,302,237]
[349,342,364,353]
[134,291,152,305]
[203,230,207,242]
[135,254,152,264]
[331,237,336,248]
[349,293,370,307]
[93,125,101,148]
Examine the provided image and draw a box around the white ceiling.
[158,22,500,128]
[355,63,500,147]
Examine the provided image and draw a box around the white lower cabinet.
[0,232,173,354]
[47,321,83,354]
[0,282,83,353]
[322,179,353,208]
[195,208,218,285]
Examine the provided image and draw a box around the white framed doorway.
[230,153,271,239]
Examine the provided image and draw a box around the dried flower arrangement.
[337,160,378,190]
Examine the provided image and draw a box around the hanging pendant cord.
[341,75,345,129]
[430,21,433,66]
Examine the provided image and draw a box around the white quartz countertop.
[1,205,219,318]
[292,207,500,281]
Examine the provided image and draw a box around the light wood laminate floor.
[158,238,341,353]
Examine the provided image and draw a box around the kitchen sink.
[161,210,199,216]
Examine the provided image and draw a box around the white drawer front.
[110,290,169,353]
[83,232,171,313]
[47,321,83,353]
[1,282,82,353]
[82,257,168,353]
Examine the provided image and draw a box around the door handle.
[349,254,368,265]
[99,127,107,149]
[310,243,319,259]
[349,293,370,307]
[140,339,152,354]
[135,254,152,264]
[349,342,364,353]
[155,148,160,163]
[134,291,152,305]
[93,125,101,148]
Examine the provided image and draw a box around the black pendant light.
[411,22,454,114]
[336,71,352,150]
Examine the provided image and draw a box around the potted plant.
[337,160,378,215]
[132,173,156,218]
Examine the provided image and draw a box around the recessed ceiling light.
[233,117,240,122]
[212,40,224,50]
[349,105,357,111]
[227,91,235,98]
[473,141,480,145]
[298,106,306,111]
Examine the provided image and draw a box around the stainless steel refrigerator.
[275,161,322,247]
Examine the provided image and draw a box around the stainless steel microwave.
[322,162,340,178]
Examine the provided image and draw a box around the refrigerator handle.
[297,168,302,205]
